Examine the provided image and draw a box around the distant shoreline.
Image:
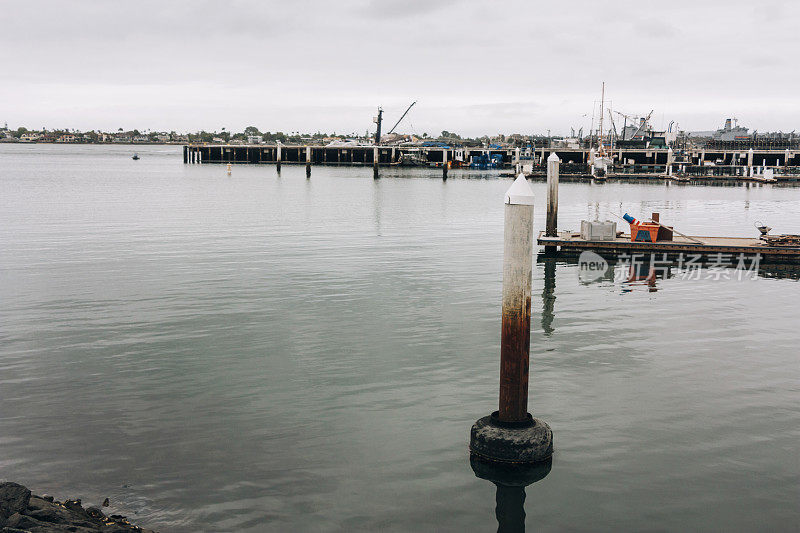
[0,140,180,146]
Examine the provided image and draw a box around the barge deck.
[537,231,800,263]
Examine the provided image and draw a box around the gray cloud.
[1,0,798,136]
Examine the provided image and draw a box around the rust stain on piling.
[499,295,531,422]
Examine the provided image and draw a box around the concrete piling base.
[469,412,553,464]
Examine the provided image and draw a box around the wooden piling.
[499,175,535,423]
[442,149,448,180]
[306,146,311,178]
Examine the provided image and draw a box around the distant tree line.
[1,123,550,147]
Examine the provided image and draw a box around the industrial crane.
[373,101,417,145]
[613,109,653,140]
[387,101,417,135]
[630,110,654,139]
[607,109,619,145]
[612,110,638,140]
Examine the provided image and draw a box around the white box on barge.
[580,220,617,241]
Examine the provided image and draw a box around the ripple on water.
[1,148,798,531]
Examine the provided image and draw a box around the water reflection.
[622,258,672,293]
[539,254,800,295]
[540,258,556,336]
[373,176,383,236]
[470,455,552,533]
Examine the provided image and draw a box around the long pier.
[182,143,800,179]
[182,144,509,166]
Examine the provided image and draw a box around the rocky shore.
[0,482,155,533]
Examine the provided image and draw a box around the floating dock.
[537,231,800,264]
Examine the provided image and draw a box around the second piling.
[545,153,560,255]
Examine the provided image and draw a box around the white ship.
[590,82,612,180]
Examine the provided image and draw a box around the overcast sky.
[2,0,799,136]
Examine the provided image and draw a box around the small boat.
[590,150,611,181]
[392,151,428,167]
[132,153,140,160]
[589,82,612,182]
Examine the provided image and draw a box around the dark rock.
[63,498,83,512]
[28,507,68,524]
[27,496,53,511]
[0,482,156,533]
[0,483,31,519]
[102,499,109,508]
[5,511,44,529]
[85,506,105,519]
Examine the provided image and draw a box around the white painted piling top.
[547,152,560,162]
[505,174,535,205]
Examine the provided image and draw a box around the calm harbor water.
[1,144,798,532]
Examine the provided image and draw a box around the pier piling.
[667,147,674,177]
[545,153,560,255]
[442,149,448,180]
[305,146,311,178]
[469,175,553,465]
[498,175,535,422]
[276,142,282,173]
[373,146,379,179]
